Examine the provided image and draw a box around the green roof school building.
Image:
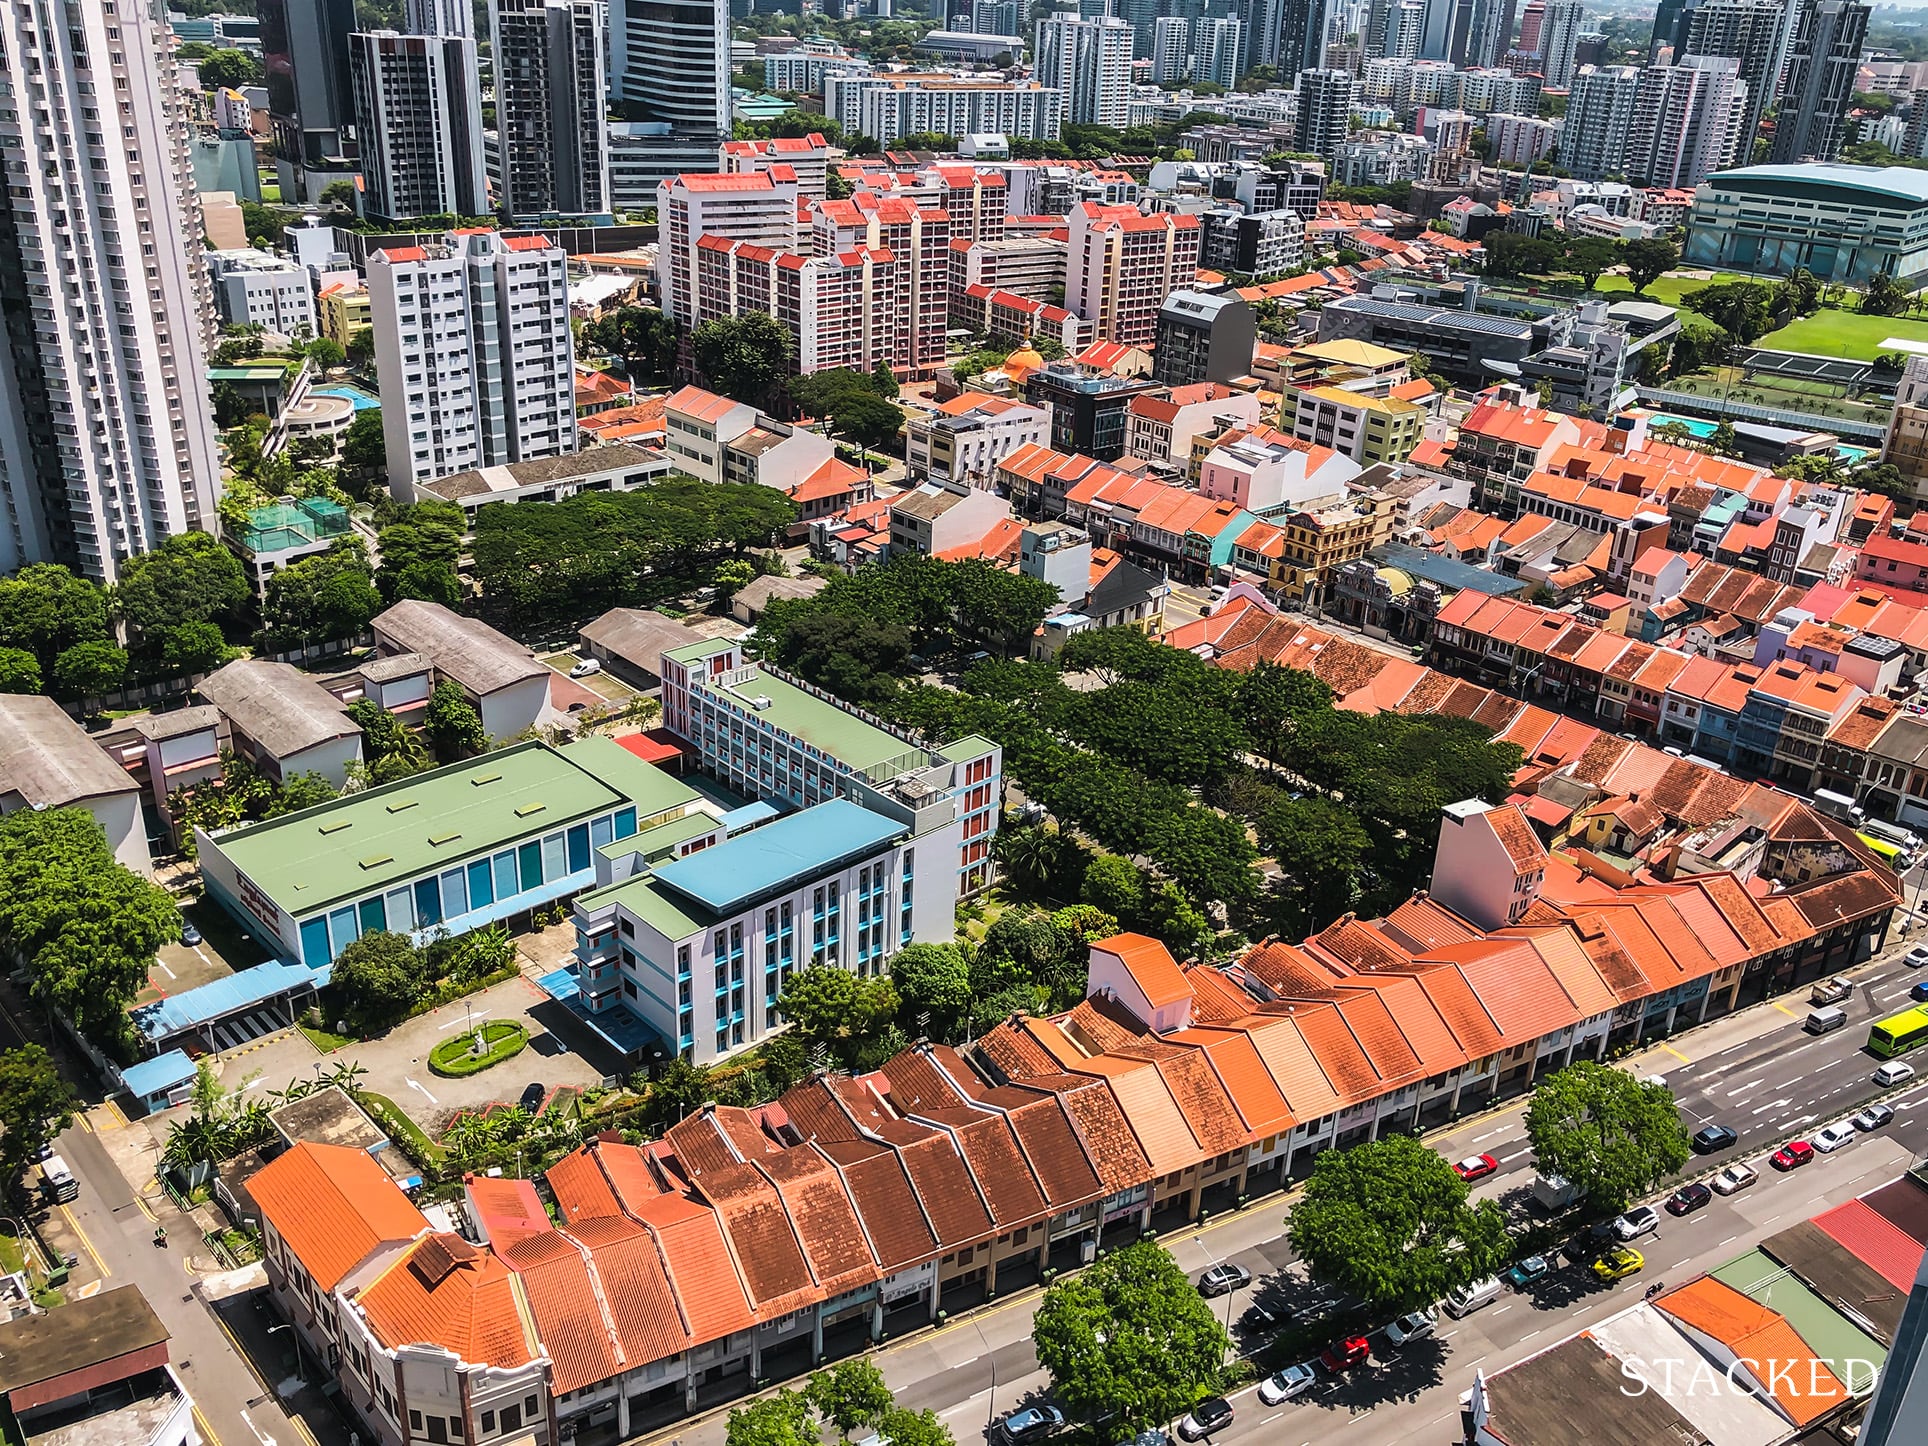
[196,737,702,970]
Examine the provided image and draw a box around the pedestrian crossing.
[207,1010,285,1053]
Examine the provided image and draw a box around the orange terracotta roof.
[250,1142,427,1292]
[1657,1277,1844,1424]
[358,1233,537,1369]
[1094,932,1191,1008]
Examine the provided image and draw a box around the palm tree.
[993,823,1057,898]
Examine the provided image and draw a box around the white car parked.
[1257,1364,1317,1405]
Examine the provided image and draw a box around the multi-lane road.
[635,938,1928,1446]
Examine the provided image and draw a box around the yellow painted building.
[1284,384,1426,466]
[1271,491,1398,603]
[318,282,373,347]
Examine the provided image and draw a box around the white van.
[1875,1061,1917,1087]
[1443,1277,1502,1318]
[1805,1005,1848,1035]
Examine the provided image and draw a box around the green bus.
[1868,1006,1928,1059]
[1858,833,1905,866]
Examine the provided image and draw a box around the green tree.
[376,502,466,607]
[1781,266,1823,316]
[1708,421,1739,456]
[1287,1135,1511,1312]
[347,325,377,368]
[1259,796,1370,932]
[52,640,128,700]
[0,648,42,694]
[713,558,758,604]
[0,1045,76,1185]
[1081,853,1147,921]
[0,808,182,1053]
[1864,270,1910,317]
[725,1392,819,1446]
[319,179,358,210]
[114,531,251,654]
[889,942,974,1040]
[1032,1240,1231,1430]
[0,563,110,673]
[1564,236,1622,289]
[1620,237,1679,294]
[266,772,339,817]
[305,336,348,369]
[778,966,900,1064]
[1682,280,1779,345]
[348,698,432,783]
[327,930,424,1037]
[195,47,261,89]
[424,679,487,761]
[872,1410,952,1446]
[805,1361,893,1441]
[337,409,388,479]
[581,306,681,386]
[1524,1061,1692,1211]
[692,311,796,404]
[161,621,234,677]
[642,1055,719,1128]
[257,538,382,648]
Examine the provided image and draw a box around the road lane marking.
[193,1405,226,1446]
[406,1077,438,1105]
[1500,1148,1531,1163]
[1662,1044,1691,1064]
[1751,1098,1791,1115]
[59,1204,108,1278]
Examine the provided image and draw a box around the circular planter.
[429,1021,530,1077]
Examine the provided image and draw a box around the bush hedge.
[428,1021,528,1077]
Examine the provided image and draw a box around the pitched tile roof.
[250,1142,427,1292]
[1656,1277,1845,1425]
[358,1233,537,1369]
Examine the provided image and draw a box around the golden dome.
[1002,342,1044,378]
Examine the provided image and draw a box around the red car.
[1771,1140,1815,1171]
[1319,1335,1371,1373]
[1453,1154,1499,1182]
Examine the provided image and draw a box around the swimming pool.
[1647,412,1871,467]
[312,383,380,412]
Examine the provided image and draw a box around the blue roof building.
[566,799,952,1066]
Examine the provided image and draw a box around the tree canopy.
[1524,1061,1692,1211]
[1287,1135,1512,1311]
[693,311,796,404]
[256,537,383,649]
[1033,1240,1231,1430]
[0,1045,76,1186]
[469,477,797,632]
[582,306,681,387]
[0,808,182,1054]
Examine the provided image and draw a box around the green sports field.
[1755,310,1928,362]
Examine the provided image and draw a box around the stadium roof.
[1707,163,1928,206]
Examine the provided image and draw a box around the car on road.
[1712,1162,1758,1195]
[1384,1308,1436,1348]
[1176,1398,1233,1441]
[1810,976,1854,1005]
[1771,1140,1816,1170]
[1905,944,1928,968]
[1691,1124,1739,1154]
[995,1407,1064,1445]
[1852,1103,1896,1132]
[568,657,602,678]
[518,1081,546,1113]
[1875,1061,1918,1087]
[1666,1183,1713,1217]
[1593,1246,1645,1282]
[1257,1365,1317,1405]
[1911,979,1928,1004]
[1196,1262,1251,1297]
[1562,1220,1618,1264]
[1110,1432,1168,1446]
[179,921,203,946]
[1504,1255,1551,1290]
[1612,1206,1661,1241]
[1318,1335,1372,1373]
[1812,1122,1858,1153]
[1239,1301,1281,1332]
[1452,1153,1499,1182]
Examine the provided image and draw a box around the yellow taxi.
[1592,1246,1645,1282]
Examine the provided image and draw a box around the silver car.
[1711,1162,1757,1195]
[1257,1364,1317,1405]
